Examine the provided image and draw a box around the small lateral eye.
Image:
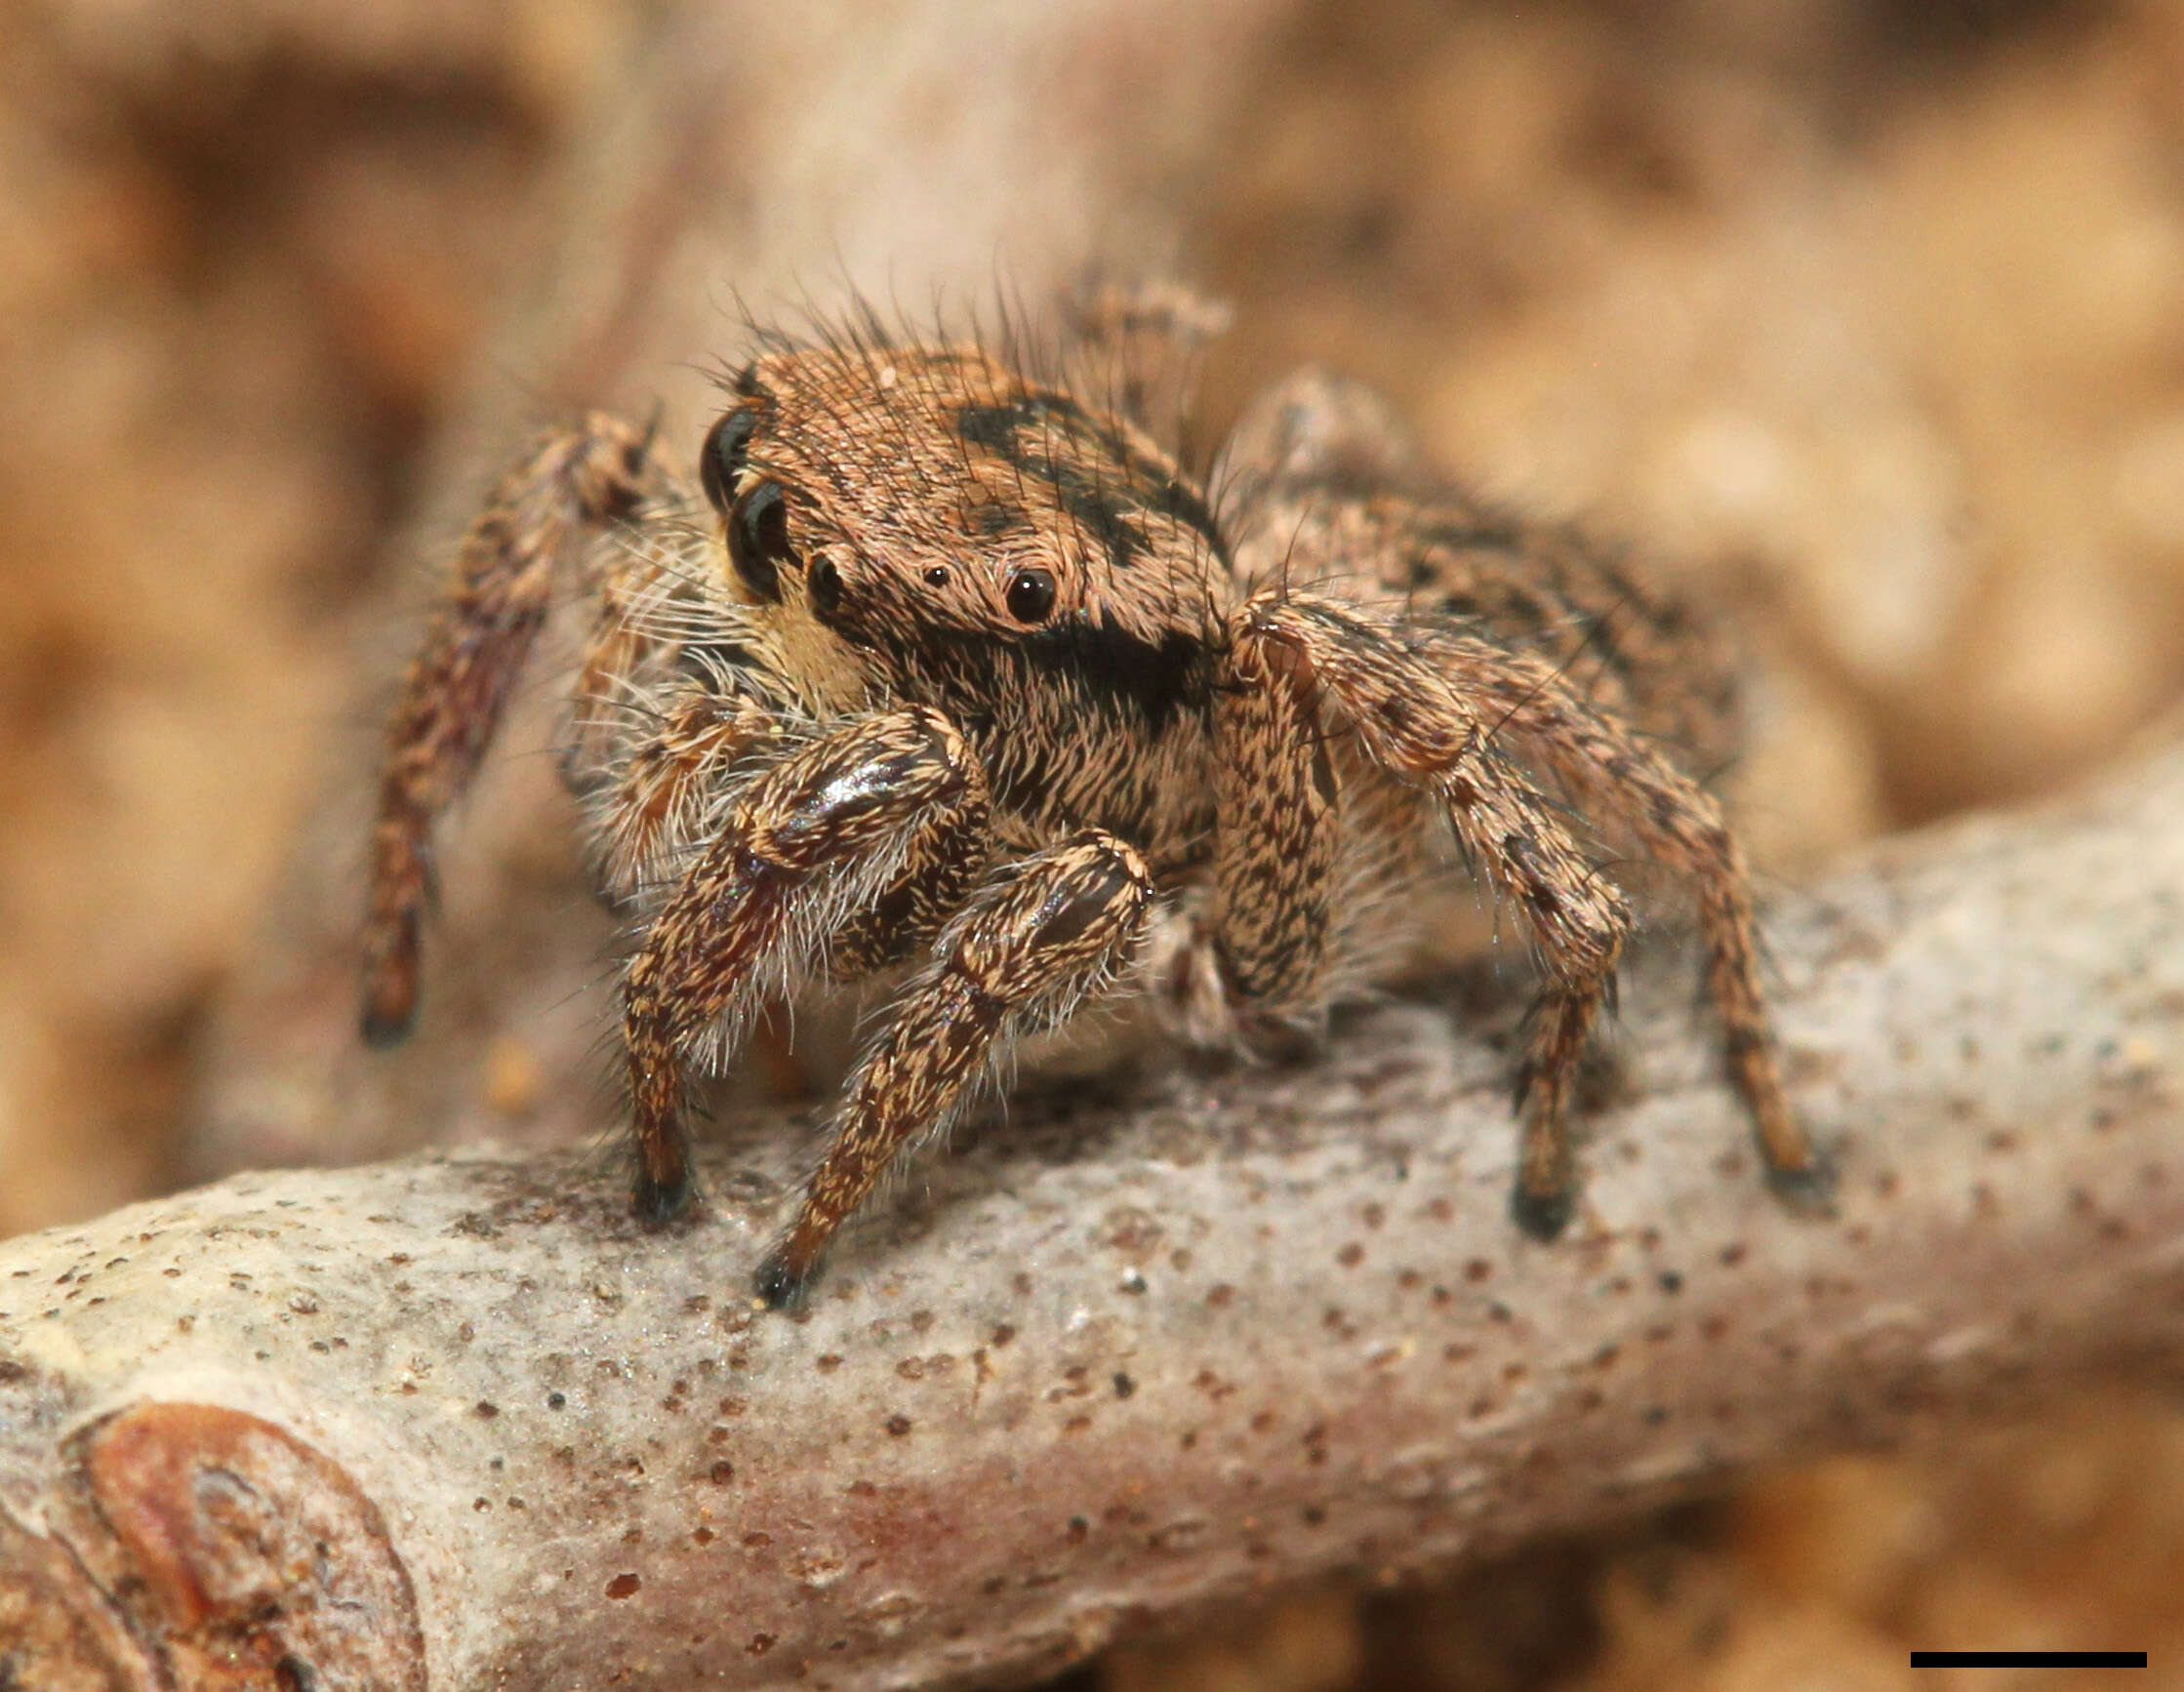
[699,407,759,514]
[1006,567,1056,624]
[730,479,794,602]
[809,556,843,616]
[923,565,950,588]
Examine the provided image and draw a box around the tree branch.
[4,738,2180,1688]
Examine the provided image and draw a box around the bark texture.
[3,737,2181,1689]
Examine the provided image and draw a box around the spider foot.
[633,1167,694,1227]
[1510,1180,1577,1242]
[1764,1150,1839,1217]
[751,1241,818,1311]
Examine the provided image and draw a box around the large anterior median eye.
[698,407,758,514]
[730,480,794,603]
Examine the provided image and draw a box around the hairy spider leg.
[1233,591,1638,1236]
[620,707,990,1220]
[755,829,1152,1308]
[361,414,656,1044]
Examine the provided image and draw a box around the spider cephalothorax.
[361,310,1832,1309]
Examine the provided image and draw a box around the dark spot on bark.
[607,1573,641,1599]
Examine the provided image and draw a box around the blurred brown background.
[2,0,2181,1685]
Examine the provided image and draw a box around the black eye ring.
[699,407,759,514]
[1006,567,1056,624]
[729,479,794,603]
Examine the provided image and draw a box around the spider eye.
[699,407,758,514]
[730,479,794,603]
[809,556,843,617]
[1006,567,1056,624]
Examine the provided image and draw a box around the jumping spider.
[360,304,1832,1309]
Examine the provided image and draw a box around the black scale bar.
[1911,1652,2146,1669]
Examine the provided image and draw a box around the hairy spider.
[359,304,1832,1309]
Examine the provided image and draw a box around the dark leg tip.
[1237,1009,1324,1068]
[359,1004,415,1049]
[633,1169,693,1227]
[360,920,421,1047]
[1511,1182,1576,1242]
[752,1247,817,1311]
[1766,1154,1839,1217]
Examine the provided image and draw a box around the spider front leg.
[590,682,781,904]
[619,706,990,1221]
[1203,631,1346,1050]
[361,412,658,1043]
[754,830,1153,1309]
